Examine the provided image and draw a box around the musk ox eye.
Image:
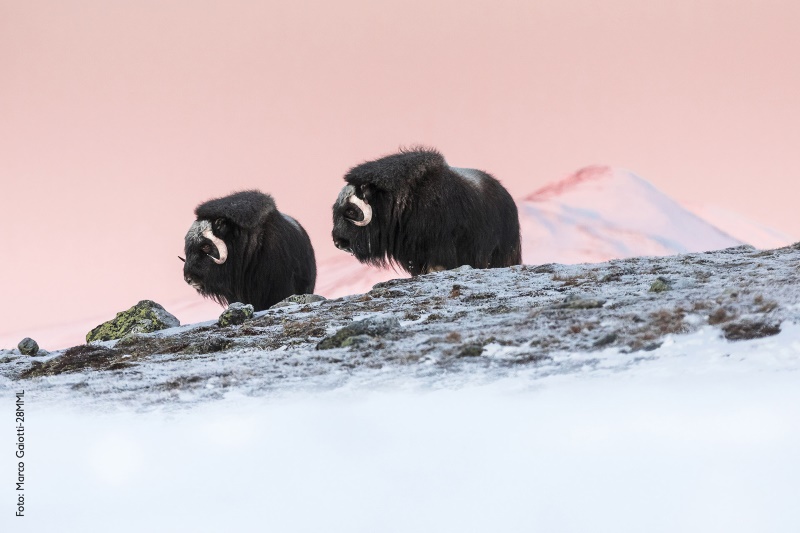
[343,206,361,221]
[201,244,212,254]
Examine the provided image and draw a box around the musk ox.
[331,148,522,275]
[182,190,316,310]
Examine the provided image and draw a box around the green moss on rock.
[341,335,371,348]
[86,300,179,343]
[649,277,673,293]
[218,303,254,327]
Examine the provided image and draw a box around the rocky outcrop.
[86,300,179,343]
[218,303,254,327]
[17,337,39,356]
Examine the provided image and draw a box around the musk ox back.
[182,190,316,310]
[331,149,521,275]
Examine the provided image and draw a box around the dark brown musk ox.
[181,190,316,310]
[331,148,522,276]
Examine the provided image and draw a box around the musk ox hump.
[194,190,277,229]
[344,148,448,192]
[281,213,301,231]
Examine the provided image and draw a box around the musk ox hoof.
[86,300,180,343]
[218,302,255,327]
[17,337,39,356]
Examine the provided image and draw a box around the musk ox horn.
[348,195,372,226]
[201,228,228,265]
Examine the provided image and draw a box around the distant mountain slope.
[682,202,796,250]
[519,166,743,265]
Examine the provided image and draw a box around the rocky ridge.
[1,242,798,409]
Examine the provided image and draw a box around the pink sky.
[2,0,799,349]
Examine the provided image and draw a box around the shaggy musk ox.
[332,149,522,275]
[182,190,316,310]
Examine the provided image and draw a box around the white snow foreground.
[2,243,800,532]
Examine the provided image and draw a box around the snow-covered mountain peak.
[524,165,640,202]
[519,166,742,265]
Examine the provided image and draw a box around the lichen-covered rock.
[317,316,400,350]
[341,335,372,348]
[17,338,39,356]
[649,276,673,293]
[270,294,327,309]
[86,300,179,343]
[218,302,255,327]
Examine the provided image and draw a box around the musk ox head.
[182,217,232,302]
[331,183,377,256]
[183,190,317,310]
[331,148,522,276]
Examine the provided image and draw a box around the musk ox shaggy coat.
[331,149,522,276]
[183,190,316,311]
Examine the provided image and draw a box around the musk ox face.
[182,190,317,310]
[331,184,381,261]
[182,218,234,304]
[331,148,522,276]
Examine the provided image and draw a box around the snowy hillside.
[2,243,799,532]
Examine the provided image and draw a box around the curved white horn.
[201,228,228,265]
[348,195,372,226]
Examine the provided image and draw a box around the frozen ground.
[2,242,799,531]
[2,243,798,407]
